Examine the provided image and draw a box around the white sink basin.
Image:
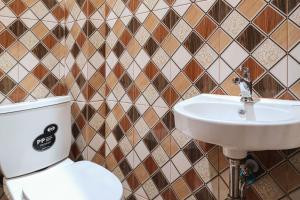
[174,94,300,159]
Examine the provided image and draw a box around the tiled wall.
[64,0,107,165]
[1,0,300,200]
[0,0,67,104]
[104,0,300,200]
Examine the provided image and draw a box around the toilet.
[0,96,123,200]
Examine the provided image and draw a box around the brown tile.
[207,147,229,172]
[134,164,149,184]
[161,188,178,200]
[163,86,179,106]
[254,150,284,169]
[183,59,204,82]
[33,64,49,80]
[120,116,131,132]
[184,32,203,54]
[195,73,217,93]
[183,169,204,191]
[128,17,140,34]
[237,0,266,20]
[9,20,28,38]
[237,25,265,52]
[237,57,265,81]
[270,162,300,192]
[153,74,168,93]
[143,156,158,175]
[127,0,141,13]
[112,147,124,162]
[195,16,217,39]
[43,74,58,89]
[0,76,16,95]
[43,34,57,49]
[153,24,169,44]
[172,178,191,199]
[120,29,132,46]
[208,0,232,24]
[127,173,140,191]
[9,0,27,16]
[9,86,26,103]
[162,9,180,30]
[195,187,215,200]
[152,171,169,192]
[183,4,204,28]
[254,6,284,34]
[272,0,300,14]
[119,159,132,177]
[0,30,16,48]
[32,43,48,59]
[253,74,284,98]
[153,122,168,142]
[144,37,158,56]
[143,132,158,152]
[183,141,203,164]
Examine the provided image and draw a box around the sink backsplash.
[1,0,300,199]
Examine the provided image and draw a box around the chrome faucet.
[233,66,254,103]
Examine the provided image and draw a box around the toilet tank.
[0,96,72,178]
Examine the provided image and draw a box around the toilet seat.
[4,159,123,200]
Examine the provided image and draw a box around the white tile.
[270,56,287,86]
[221,11,248,38]
[207,60,219,83]
[135,141,150,161]
[291,43,300,62]
[196,0,217,12]
[172,129,191,148]
[172,151,191,174]
[225,0,242,7]
[162,161,180,183]
[106,133,118,150]
[143,179,159,199]
[172,46,192,69]
[194,157,218,183]
[136,49,150,69]
[290,6,300,26]
[253,39,285,69]
[152,146,169,167]
[288,56,300,87]
[20,53,39,71]
[172,19,192,43]
[0,52,17,73]
[152,48,169,69]
[221,42,248,69]
[143,0,159,10]
[195,44,218,69]
[143,85,159,105]
[220,58,233,83]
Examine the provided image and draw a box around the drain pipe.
[227,158,242,200]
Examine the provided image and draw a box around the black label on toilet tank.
[33,124,58,151]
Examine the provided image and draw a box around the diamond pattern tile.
[237,25,265,52]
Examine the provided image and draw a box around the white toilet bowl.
[4,159,123,200]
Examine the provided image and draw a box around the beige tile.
[237,0,266,20]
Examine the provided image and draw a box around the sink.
[174,94,300,159]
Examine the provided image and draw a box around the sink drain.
[238,109,246,115]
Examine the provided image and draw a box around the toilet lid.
[22,161,123,200]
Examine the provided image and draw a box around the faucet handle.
[240,66,250,80]
[232,77,240,85]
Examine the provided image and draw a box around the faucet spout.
[233,66,254,103]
